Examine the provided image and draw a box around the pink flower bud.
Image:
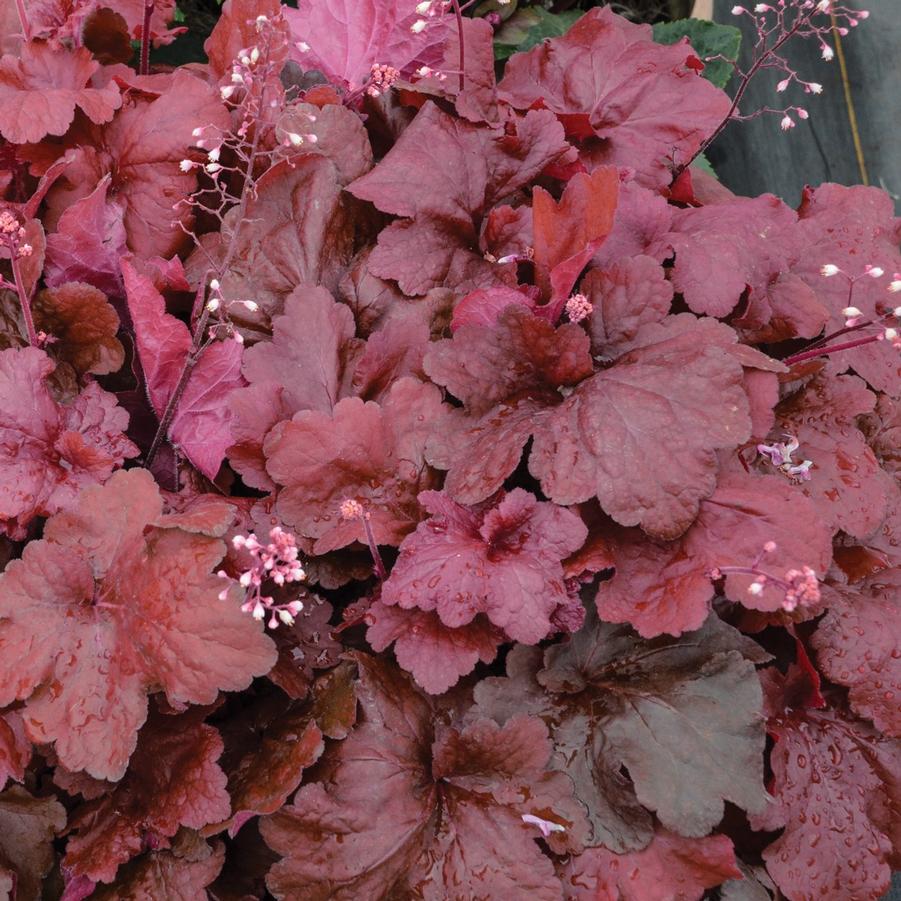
[865,265,885,278]
[777,78,791,92]
[780,115,795,131]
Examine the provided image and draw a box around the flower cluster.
[0,210,31,259]
[709,541,822,613]
[218,527,306,628]
[565,293,593,324]
[366,63,401,97]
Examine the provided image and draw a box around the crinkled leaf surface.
[811,570,901,737]
[0,346,137,539]
[752,663,900,901]
[0,469,276,780]
[529,317,751,538]
[381,488,587,645]
[425,304,593,503]
[63,708,231,884]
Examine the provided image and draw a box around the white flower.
[841,306,863,317]
[884,328,899,341]
[808,82,823,94]
[205,162,221,174]
[220,85,235,100]
[207,297,220,312]
[866,266,885,278]
[780,115,795,131]
[748,582,764,596]
[179,159,194,172]
[410,18,427,33]
[890,281,901,294]
[415,0,432,12]
[242,300,259,312]
[287,132,304,147]
[777,78,790,92]
[816,0,831,11]
[207,146,220,162]
[821,43,834,61]
[820,263,840,277]
[278,609,295,626]
[191,127,204,137]
[296,41,310,52]
[210,278,221,291]
[250,47,260,64]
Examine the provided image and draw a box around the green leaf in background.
[652,19,741,89]
[691,151,718,179]
[494,7,583,61]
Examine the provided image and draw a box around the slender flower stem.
[9,253,38,347]
[783,333,879,367]
[14,0,31,42]
[450,0,465,93]
[145,306,212,469]
[361,516,387,581]
[139,0,154,76]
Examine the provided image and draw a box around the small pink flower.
[780,115,795,131]
[340,498,366,521]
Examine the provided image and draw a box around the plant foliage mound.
[0,0,898,898]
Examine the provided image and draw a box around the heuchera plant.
[0,0,897,897]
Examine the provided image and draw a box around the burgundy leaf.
[752,662,899,901]
[498,7,731,189]
[261,654,583,899]
[811,571,901,737]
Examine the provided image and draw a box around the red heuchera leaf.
[582,254,673,360]
[0,786,67,901]
[595,523,714,639]
[529,317,751,539]
[770,374,894,540]
[597,468,833,635]
[474,611,768,849]
[381,488,587,645]
[45,70,229,259]
[424,304,594,503]
[264,377,447,553]
[43,176,127,297]
[450,285,537,332]
[664,194,810,320]
[532,167,619,311]
[366,601,505,695]
[285,0,450,92]
[348,102,571,295]
[0,469,276,781]
[88,841,225,901]
[32,281,125,376]
[594,179,673,267]
[124,259,244,480]
[261,654,584,899]
[0,711,30,791]
[559,827,741,901]
[795,184,901,398]
[752,662,900,901]
[63,708,231,884]
[219,711,324,839]
[498,7,731,189]
[0,42,121,144]
[0,346,137,539]
[811,570,901,737]
[228,286,360,487]
[192,154,359,324]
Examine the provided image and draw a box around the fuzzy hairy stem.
[139,0,154,75]
[9,253,38,347]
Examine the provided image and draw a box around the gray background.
[708,0,900,211]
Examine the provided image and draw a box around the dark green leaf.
[652,18,741,89]
[494,8,583,61]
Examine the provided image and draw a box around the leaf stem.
[450,0,465,93]
[783,333,880,367]
[139,0,154,76]
[14,0,31,42]
[9,253,38,347]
